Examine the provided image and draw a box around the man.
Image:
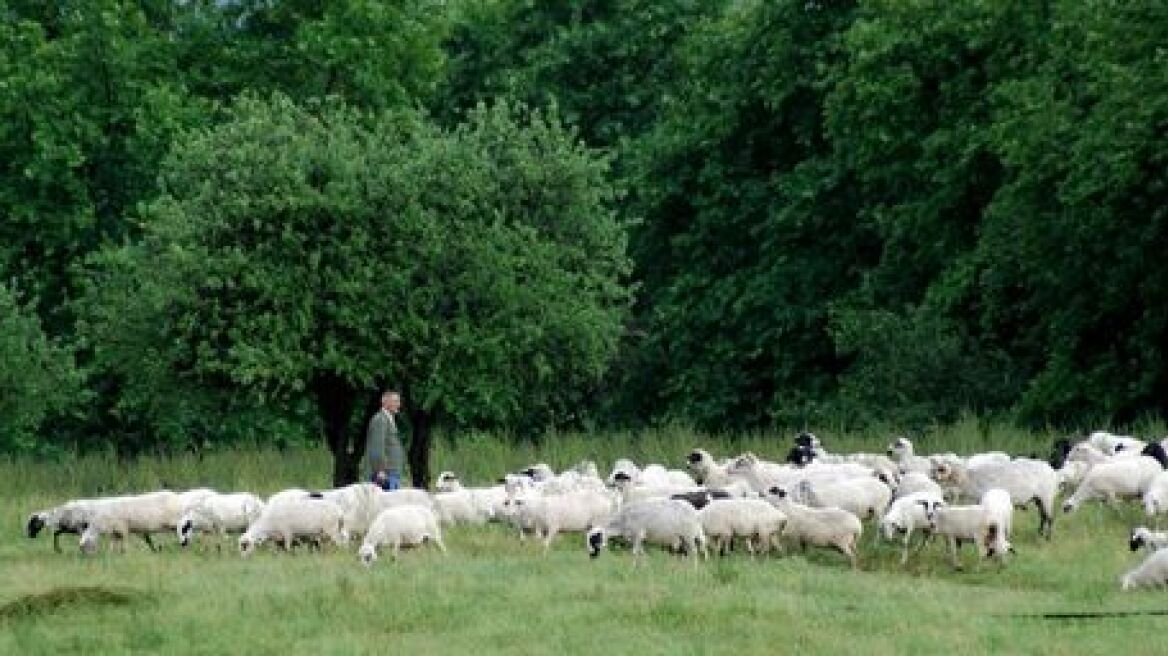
[365,390,405,490]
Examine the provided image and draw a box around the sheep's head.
[434,471,460,493]
[917,500,944,528]
[930,461,956,483]
[785,446,814,467]
[26,513,46,539]
[686,449,708,466]
[794,432,821,449]
[359,544,378,566]
[1130,527,1152,552]
[586,528,606,559]
[887,437,912,459]
[239,533,261,557]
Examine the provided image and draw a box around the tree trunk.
[312,372,360,488]
[407,407,432,490]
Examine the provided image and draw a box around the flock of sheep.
[23,430,1168,589]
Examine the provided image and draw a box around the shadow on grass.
[0,586,153,622]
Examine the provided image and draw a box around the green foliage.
[79,93,632,451]
[0,285,82,454]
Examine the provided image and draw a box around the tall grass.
[3,423,1164,655]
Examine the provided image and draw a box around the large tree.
[80,94,632,486]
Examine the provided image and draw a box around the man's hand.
[374,470,387,484]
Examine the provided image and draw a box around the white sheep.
[587,498,707,562]
[685,449,742,488]
[795,477,892,521]
[891,471,946,501]
[27,498,104,552]
[1061,456,1163,513]
[886,437,933,475]
[1121,548,1168,590]
[359,505,446,565]
[879,490,945,565]
[980,488,1014,562]
[505,489,616,549]
[697,498,787,556]
[78,490,186,553]
[1089,430,1147,457]
[1142,471,1168,518]
[434,472,509,521]
[1130,526,1168,553]
[930,458,1058,539]
[177,492,266,548]
[238,497,348,556]
[763,486,862,569]
[323,485,436,537]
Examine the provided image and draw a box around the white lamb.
[980,488,1014,562]
[879,490,945,565]
[434,472,509,521]
[763,486,862,569]
[359,505,446,565]
[891,471,946,501]
[930,458,1058,539]
[1130,526,1168,553]
[178,492,266,548]
[1061,456,1163,513]
[1089,430,1147,457]
[506,489,616,549]
[697,498,787,556]
[1121,548,1168,590]
[238,497,348,556]
[324,485,436,537]
[587,498,707,562]
[78,490,186,553]
[886,437,933,475]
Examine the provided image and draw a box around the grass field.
[3,421,1167,655]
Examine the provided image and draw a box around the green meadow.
[3,422,1166,655]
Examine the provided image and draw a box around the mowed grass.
[3,422,1168,655]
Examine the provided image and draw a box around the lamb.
[1061,456,1163,513]
[434,472,509,521]
[878,490,945,565]
[359,505,446,565]
[506,489,617,549]
[238,497,348,556]
[979,488,1014,562]
[177,492,266,548]
[930,458,1058,539]
[587,498,707,562]
[1129,526,1168,552]
[322,484,436,537]
[78,490,186,553]
[1120,548,1168,590]
[763,486,862,569]
[795,477,892,521]
[697,498,787,556]
[28,498,104,552]
[919,500,995,569]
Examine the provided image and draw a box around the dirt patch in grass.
[0,586,152,621]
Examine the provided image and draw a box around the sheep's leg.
[948,536,963,570]
[141,532,157,552]
[53,530,65,554]
[1036,498,1053,540]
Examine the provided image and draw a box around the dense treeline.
[2,0,1166,478]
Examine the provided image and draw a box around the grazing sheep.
[1121,548,1168,590]
[178,492,266,548]
[1061,456,1164,514]
[433,472,509,521]
[78,490,186,554]
[27,499,103,553]
[697,498,787,556]
[587,498,707,562]
[506,489,616,549]
[919,500,1007,569]
[979,488,1014,562]
[763,487,862,569]
[1129,526,1168,553]
[359,505,446,565]
[886,437,933,475]
[239,497,348,557]
[891,471,946,501]
[931,459,1058,539]
[879,490,945,565]
[685,449,748,489]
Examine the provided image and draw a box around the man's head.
[381,391,401,413]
